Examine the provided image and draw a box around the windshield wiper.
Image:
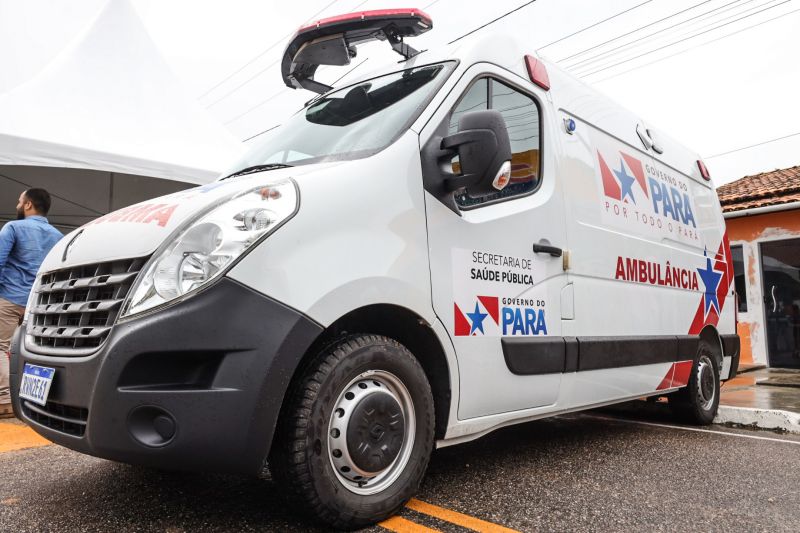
[223,163,293,180]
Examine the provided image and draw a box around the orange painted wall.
[726,209,800,242]
[736,322,753,365]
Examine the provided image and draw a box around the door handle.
[533,243,562,257]
[771,285,777,313]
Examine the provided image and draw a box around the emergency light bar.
[281,8,433,94]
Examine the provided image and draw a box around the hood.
[40,162,341,273]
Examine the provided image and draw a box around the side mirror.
[441,110,512,198]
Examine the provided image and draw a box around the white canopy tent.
[0,0,243,233]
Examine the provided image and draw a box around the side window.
[731,244,748,312]
[448,79,488,175]
[449,78,542,208]
[448,79,488,135]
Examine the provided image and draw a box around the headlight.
[121,179,298,318]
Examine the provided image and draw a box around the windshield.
[226,62,452,173]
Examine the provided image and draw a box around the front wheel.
[270,335,434,530]
[670,341,720,425]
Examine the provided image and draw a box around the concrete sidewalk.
[716,367,800,433]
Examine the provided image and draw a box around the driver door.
[421,65,569,420]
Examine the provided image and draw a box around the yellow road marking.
[0,419,51,453]
[379,515,442,532]
[406,498,520,533]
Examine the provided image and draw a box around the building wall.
[725,208,800,365]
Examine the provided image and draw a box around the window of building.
[731,244,748,312]
[448,78,541,208]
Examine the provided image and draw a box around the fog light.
[128,406,177,447]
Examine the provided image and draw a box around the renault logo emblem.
[62,229,84,262]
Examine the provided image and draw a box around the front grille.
[28,257,147,354]
[22,400,88,437]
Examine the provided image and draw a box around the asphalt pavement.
[2,408,799,532]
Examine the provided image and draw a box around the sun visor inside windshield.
[282,9,432,94]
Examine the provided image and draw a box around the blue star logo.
[466,302,488,335]
[697,248,723,316]
[613,159,636,204]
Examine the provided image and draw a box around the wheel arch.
[278,304,453,441]
[699,324,724,367]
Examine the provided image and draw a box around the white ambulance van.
[11,9,739,529]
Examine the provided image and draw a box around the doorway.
[760,238,800,368]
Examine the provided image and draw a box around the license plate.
[19,364,55,407]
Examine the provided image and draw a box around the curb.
[715,405,800,434]
[736,364,767,374]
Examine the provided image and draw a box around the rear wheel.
[270,334,434,530]
[671,341,720,425]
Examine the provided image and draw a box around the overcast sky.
[2,0,799,186]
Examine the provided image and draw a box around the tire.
[270,334,435,530]
[670,340,720,425]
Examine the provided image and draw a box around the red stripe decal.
[454,303,470,336]
[656,364,675,390]
[672,360,694,388]
[621,152,648,199]
[598,152,621,200]
[688,232,733,335]
[477,296,499,324]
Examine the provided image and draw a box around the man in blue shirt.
[1,189,62,415]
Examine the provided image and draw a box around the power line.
[198,33,290,101]
[706,132,800,158]
[224,87,286,125]
[205,0,372,110]
[422,0,445,9]
[449,0,539,45]
[567,0,764,70]
[570,0,772,74]
[330,57,370,86]
[237,1,445,142]
[213,0,445,121]
[569,0,776,75]
[242,124,281,143]
[564,0,756,70]
[589,6,800,82]
[239,57,371,141]
[578,0,791,77]
[558,0,713,63]
[198,0,342,99]
[232,55,371,132]
[204,57,287,111]
[536,0,655,51]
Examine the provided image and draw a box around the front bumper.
[10,277,322,475]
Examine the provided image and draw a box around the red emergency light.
[697,159,711,181]
[282,8,433,94]
[298,8,432,32]
[524,55,550,91]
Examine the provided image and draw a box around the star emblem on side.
[466,302,488,335]
[696,248,723,316]
[613,159,637,204]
